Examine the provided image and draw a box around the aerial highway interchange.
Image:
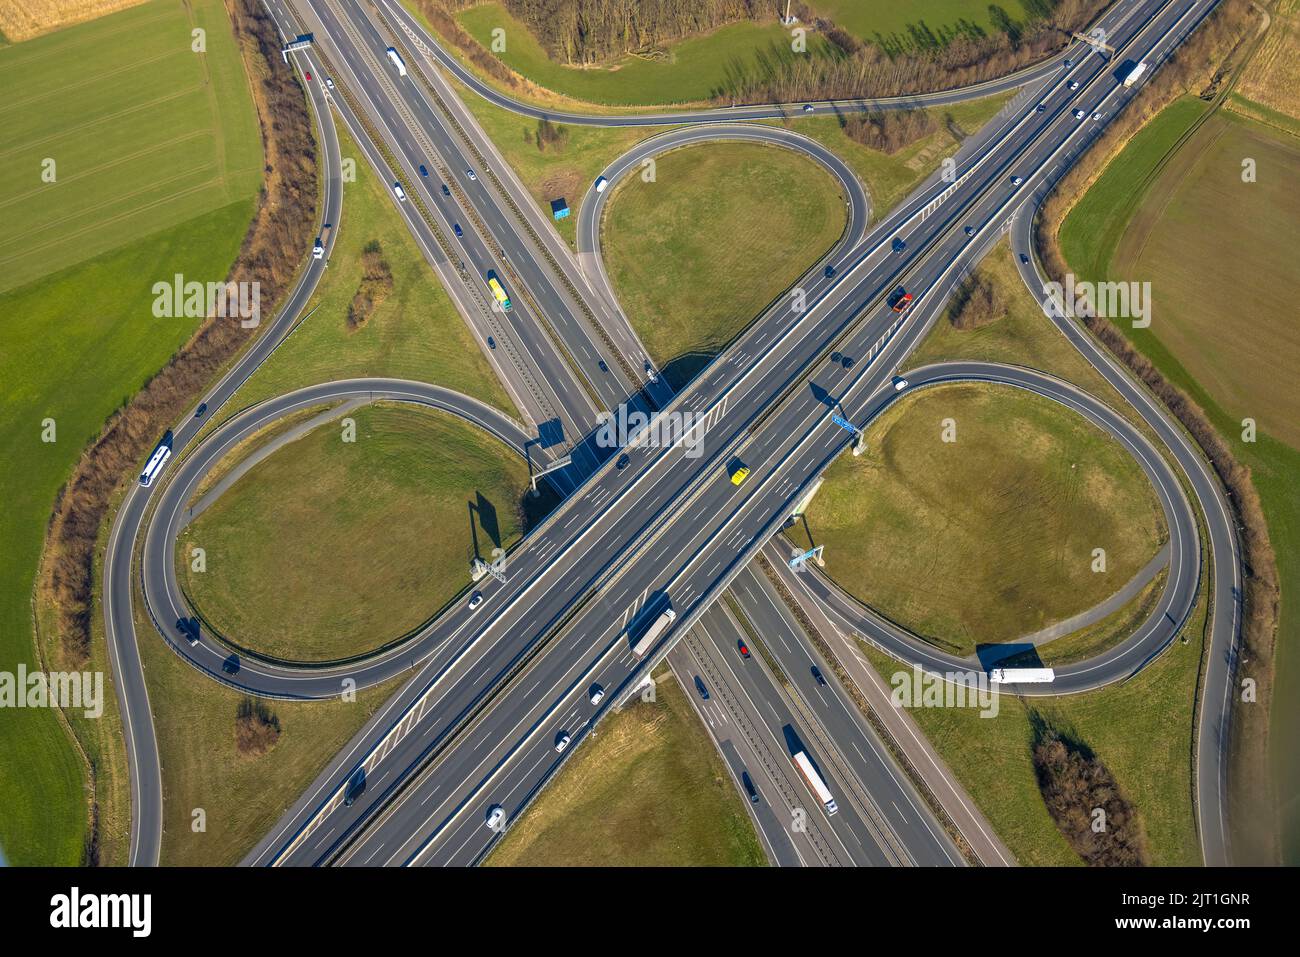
[93,0,1243,872]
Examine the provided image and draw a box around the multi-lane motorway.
[101,0,1240,869]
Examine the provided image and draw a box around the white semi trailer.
[990,667,1056,684]
[1124,61,1148,87]
[386,47,407,77]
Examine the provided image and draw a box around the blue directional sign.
[831,414,859,435]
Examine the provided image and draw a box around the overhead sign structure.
[281,33,314,61]
[789,545,824,572]
[831,413,867,456]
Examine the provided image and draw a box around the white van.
[393,182,406,202]
[594,176,609,193]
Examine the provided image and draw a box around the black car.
[418,164,428,177]
[892,237,906,254]
[824,264,835,278]
[841,355,854,370]
[742,772,760,804]
[694,676,710,701]
[1020,253,1030,265]
[615,453,630,470]
[194,402,207,418]
[441,183,450,197]
[343,773,366,807]
[811,665,827,686]
[486,336,496,350]
[598,359,609,373]
[453,223,463,237]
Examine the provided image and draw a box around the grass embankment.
[179,403,538,662]
[602,141,846,385]
[212,120,514,419]
[800,382,1166,656]
[128,587,408,866]
[1060,98,1300,864]
[866,588,1209,866]
[453,1,834,107]
[0,0,261,865]
[486,670,766,866]
[771,91,1014,214]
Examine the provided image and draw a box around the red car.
[305,71,312,81]
[738,640,751,659]
[891,291,914,313]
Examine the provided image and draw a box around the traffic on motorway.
[72,0,1246,889]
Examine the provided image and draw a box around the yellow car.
[730,465,751,486]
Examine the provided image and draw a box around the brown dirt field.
[1233,0,1300,121]
[0,0,147,42]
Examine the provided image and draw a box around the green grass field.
[801,382,1166,656]
[211,120,515,419]
[1060,99,1300,864]
[179,403,535,662]
[0,0,262,865]
[486,669,766,866]
[601,141,846,384]
[0,0,262,292]
[455,1,835,107]
[810,0,1034,44]
[866,585,1208,866]
[127,585,408,866]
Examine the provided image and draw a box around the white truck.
[386,46,407,77]
[630,608,676,659]
[792,750,838,815]
[1123,61,1148,87]
[313,222,332,260]
[990,667,1056,684]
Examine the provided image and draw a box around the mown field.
[0,0,262,865]
[178,404,535,662]
[0,0,262,292]
[601,141,846,384]
[1060,97,1300,864]
[802,382,1166,656]
[486,669,766,866]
